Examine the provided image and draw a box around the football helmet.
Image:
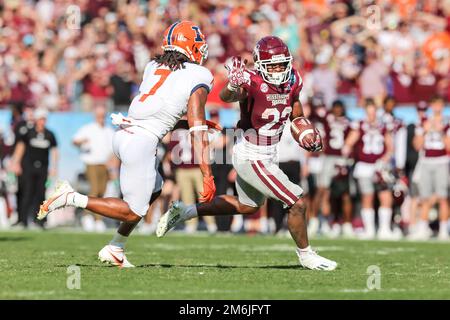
[392,179,408,207]
[253,36,292,85]
[374,161,396,188]
[162,21,208,65]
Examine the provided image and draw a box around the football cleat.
[407,227,432,241]
[358,229,376,240]
[342,222,355,238]
[437,230,449,241]
[377,229,402,241]
[37,181,74,220]
[156,201,189,237]
[296,248,337,271]
[98,245,135,268]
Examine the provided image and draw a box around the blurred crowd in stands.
[0,0,450,111]
[0,0,450,240]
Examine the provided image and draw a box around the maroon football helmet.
[253,36,292,85]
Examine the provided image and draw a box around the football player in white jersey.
[37,21,220,267]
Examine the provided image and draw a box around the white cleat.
[342,222,355,239]
[377,229,402,241]
[328,223,341,239]
[156,201,189,237]
[37,181,74,220]
[437,231,449,241]
[407,228,432,241]
[296,248,337,271]
[98,245,135,268]
[358,229,376,240]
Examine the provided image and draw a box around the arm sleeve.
[50,132,58,148]
[16,128,28,144]
[394,127,407,170]
[190,67,214,96]
[73,126,88,142]
[415,125,424,136]
[350,121,360,131]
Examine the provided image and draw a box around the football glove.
[224,56,247,91]
[199,176,216,203]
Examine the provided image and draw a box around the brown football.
[291,117,316,145]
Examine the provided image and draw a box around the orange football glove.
[199,176,216,203]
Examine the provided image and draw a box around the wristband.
[189,125,208,133]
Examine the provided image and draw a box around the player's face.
[35,117,46,130]
[366,104,377,121]
[266,63,287,73]
[431,100,444,114]
[384,99,396,113]
[332,105,344,117]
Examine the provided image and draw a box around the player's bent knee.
[238,203,259,215]
[124,210,142,223]
[289,198,306,216]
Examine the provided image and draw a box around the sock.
[361,208,375,233]
[110,233,128,249]
[417,219,428,233]
[439,220,449,235]
[67,192,88,208]
[185,205,198,220]
[297,245,311,253]
[378,207,392,232]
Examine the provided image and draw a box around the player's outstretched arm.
[220,56,248,103]
[220,83,248,103]
[187,87,216,203]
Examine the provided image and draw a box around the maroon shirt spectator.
[412,72,440,103]
[390,71,414,104]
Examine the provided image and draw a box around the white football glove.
[224,56,247,91]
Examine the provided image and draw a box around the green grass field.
[1,230,449,299]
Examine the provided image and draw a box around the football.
[290,117,316,146]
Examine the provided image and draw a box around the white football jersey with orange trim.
[127,60,213,139]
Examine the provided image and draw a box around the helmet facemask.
[255,55,292,86]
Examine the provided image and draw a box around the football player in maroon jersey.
[411,95,450,240]
[343,98,398,240]
[313,100,354,238]
[157,36,337,270]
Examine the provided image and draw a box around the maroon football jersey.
[317,112,351,156]
[381,112,404,133]
[239,68,303,145]
[352,120,388,163]
[415,117,450,158]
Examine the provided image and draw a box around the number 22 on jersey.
[139,69,172,102]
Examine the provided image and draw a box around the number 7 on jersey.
[139,69,172,102]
